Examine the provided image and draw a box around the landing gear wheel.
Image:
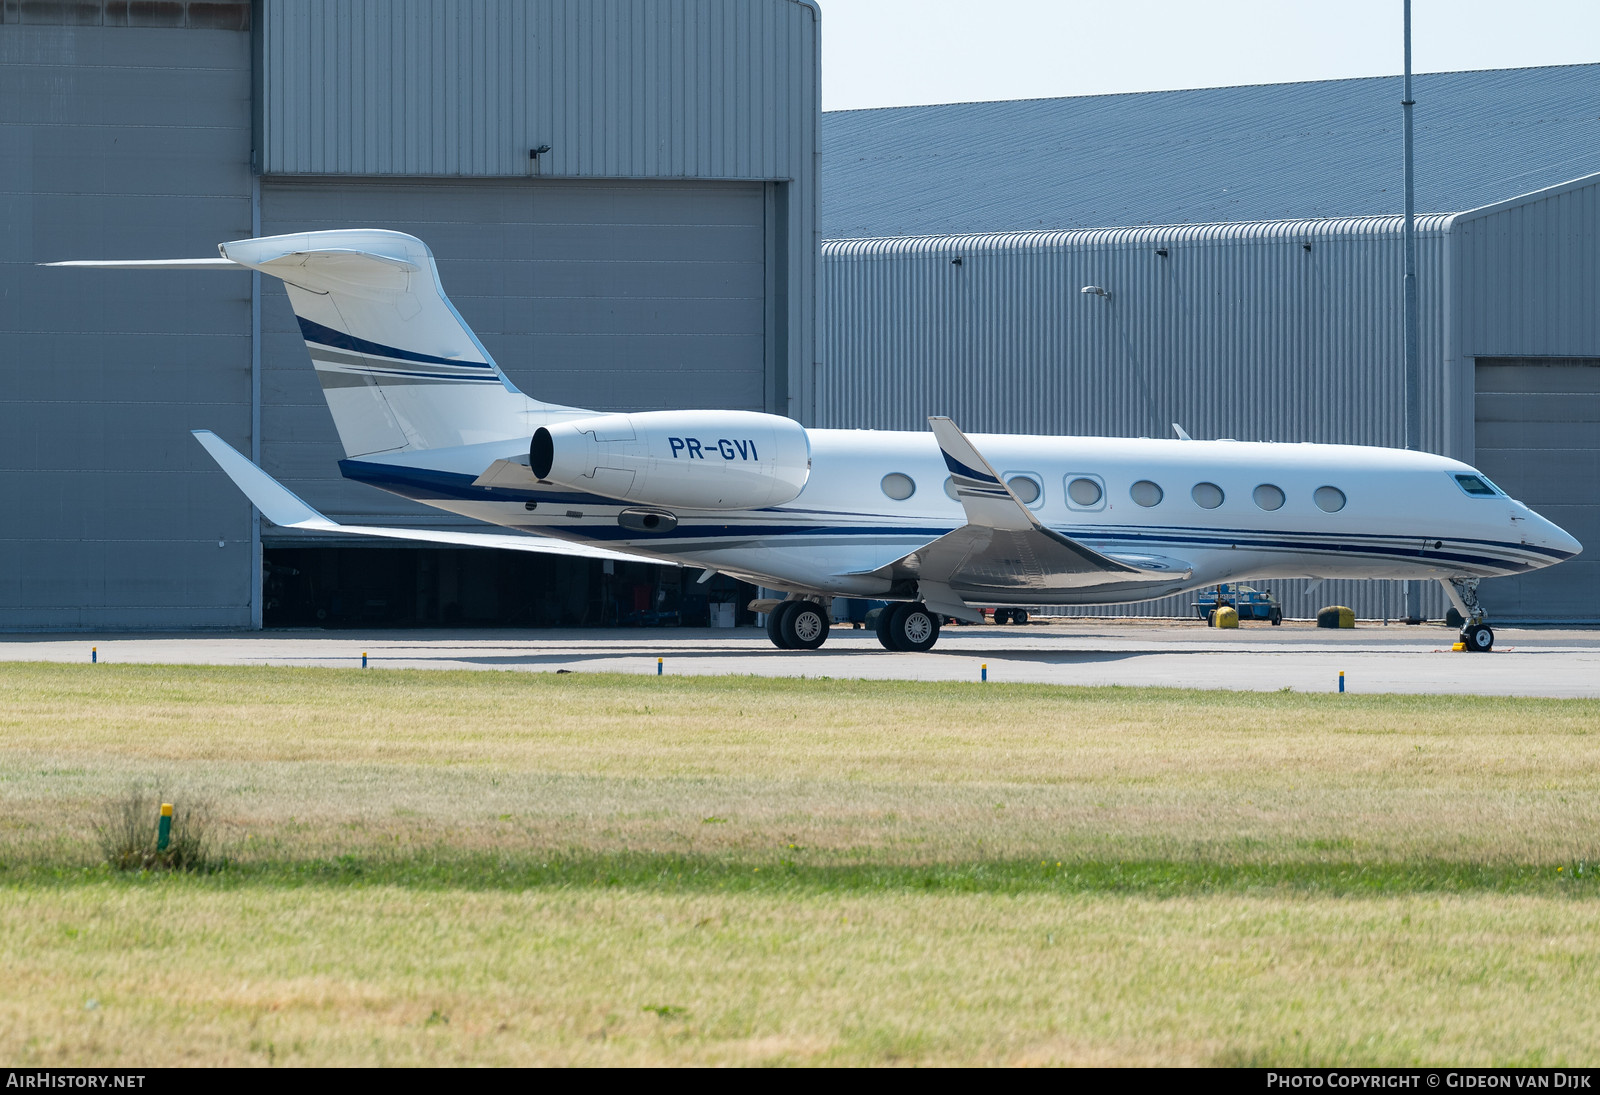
[766,601,799,649]
[873,606,896,649]
[993,608,1011,625]
[1462,623,1495,652]
[1012,609,1028,625]
[881,602,940,652]
[783,601,830,650]
[1269,607,1283,626]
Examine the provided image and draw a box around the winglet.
[192,430,330,528]
[1172,423,1193,441]
[926,416,1037,532]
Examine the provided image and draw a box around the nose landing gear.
[1442,577,1494,652]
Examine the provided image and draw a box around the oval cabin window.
[1067,477,1103,506]
[1007,476,1041,504]
[1191,482,1224,509]
[943,477,960,501]
[1130,480,1163,507]
[1253,484,1285,511]
[881,473,916,501]
[1314,486,1346,513]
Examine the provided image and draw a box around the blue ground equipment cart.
[1193,583,1283,625]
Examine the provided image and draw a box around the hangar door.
[258,177,768,527]
[1474,359,1600,622]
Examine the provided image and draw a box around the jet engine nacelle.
[530,410,811,510]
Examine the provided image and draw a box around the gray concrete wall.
[0,22,254,629]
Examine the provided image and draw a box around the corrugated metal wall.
[260,0,813,179]
[0,22,255,629]
[1453,174,1600,361]
[258,0,820,420]
[818,217,1460,621]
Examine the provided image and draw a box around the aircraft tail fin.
[219,230,574,457]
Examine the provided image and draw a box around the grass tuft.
[92,786,218,874]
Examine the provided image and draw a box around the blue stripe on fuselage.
[336,458,1556,572]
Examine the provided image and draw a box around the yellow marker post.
[157,803,173,852]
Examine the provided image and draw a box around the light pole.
[1402,0,1422,623]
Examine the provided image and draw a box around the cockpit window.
[1453,474,1498,497]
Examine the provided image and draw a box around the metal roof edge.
[1450,171,1600,223]
[821,61,1600,118]
[822,214,1458,256]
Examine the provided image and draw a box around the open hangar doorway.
[262,546,759,631]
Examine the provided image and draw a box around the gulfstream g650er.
[52,230,1581,653]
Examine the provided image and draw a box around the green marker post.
[157,803,173,852]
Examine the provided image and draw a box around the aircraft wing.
[847,418,1191,609]
[192,430,669,566]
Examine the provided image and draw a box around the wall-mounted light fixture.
[1302,242,1313,252]
[529,144,552,161]
[1154,248,1169,258]
[951,256,963,266]
[1080,285,1110,298]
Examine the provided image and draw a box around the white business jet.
[52,230,1581,653]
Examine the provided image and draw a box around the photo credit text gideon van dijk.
[1264,1073,1595,1089]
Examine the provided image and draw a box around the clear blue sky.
[820,0,1600,110]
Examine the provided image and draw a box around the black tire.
[992,608,1009,625]
[874,604,900,650]
[1462,623,1495,652]
[1013,609,1028,625]
[783,601,830,650]
[887,602,940,652]
[1269,608,1283,626]
[766,601,798,649]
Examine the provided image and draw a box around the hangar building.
[1,0,818,630]
[818,68,1600,622]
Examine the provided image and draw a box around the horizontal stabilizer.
[43,258,243,270]
[192,430,666,566]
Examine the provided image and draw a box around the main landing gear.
[766,599,831,650]
[1442,577,1495,652]
[874,602,941,652]
[763,600,944,652]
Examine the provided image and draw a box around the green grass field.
[1,662,1596,1065]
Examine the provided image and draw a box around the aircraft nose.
[1531,511,1583,560]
